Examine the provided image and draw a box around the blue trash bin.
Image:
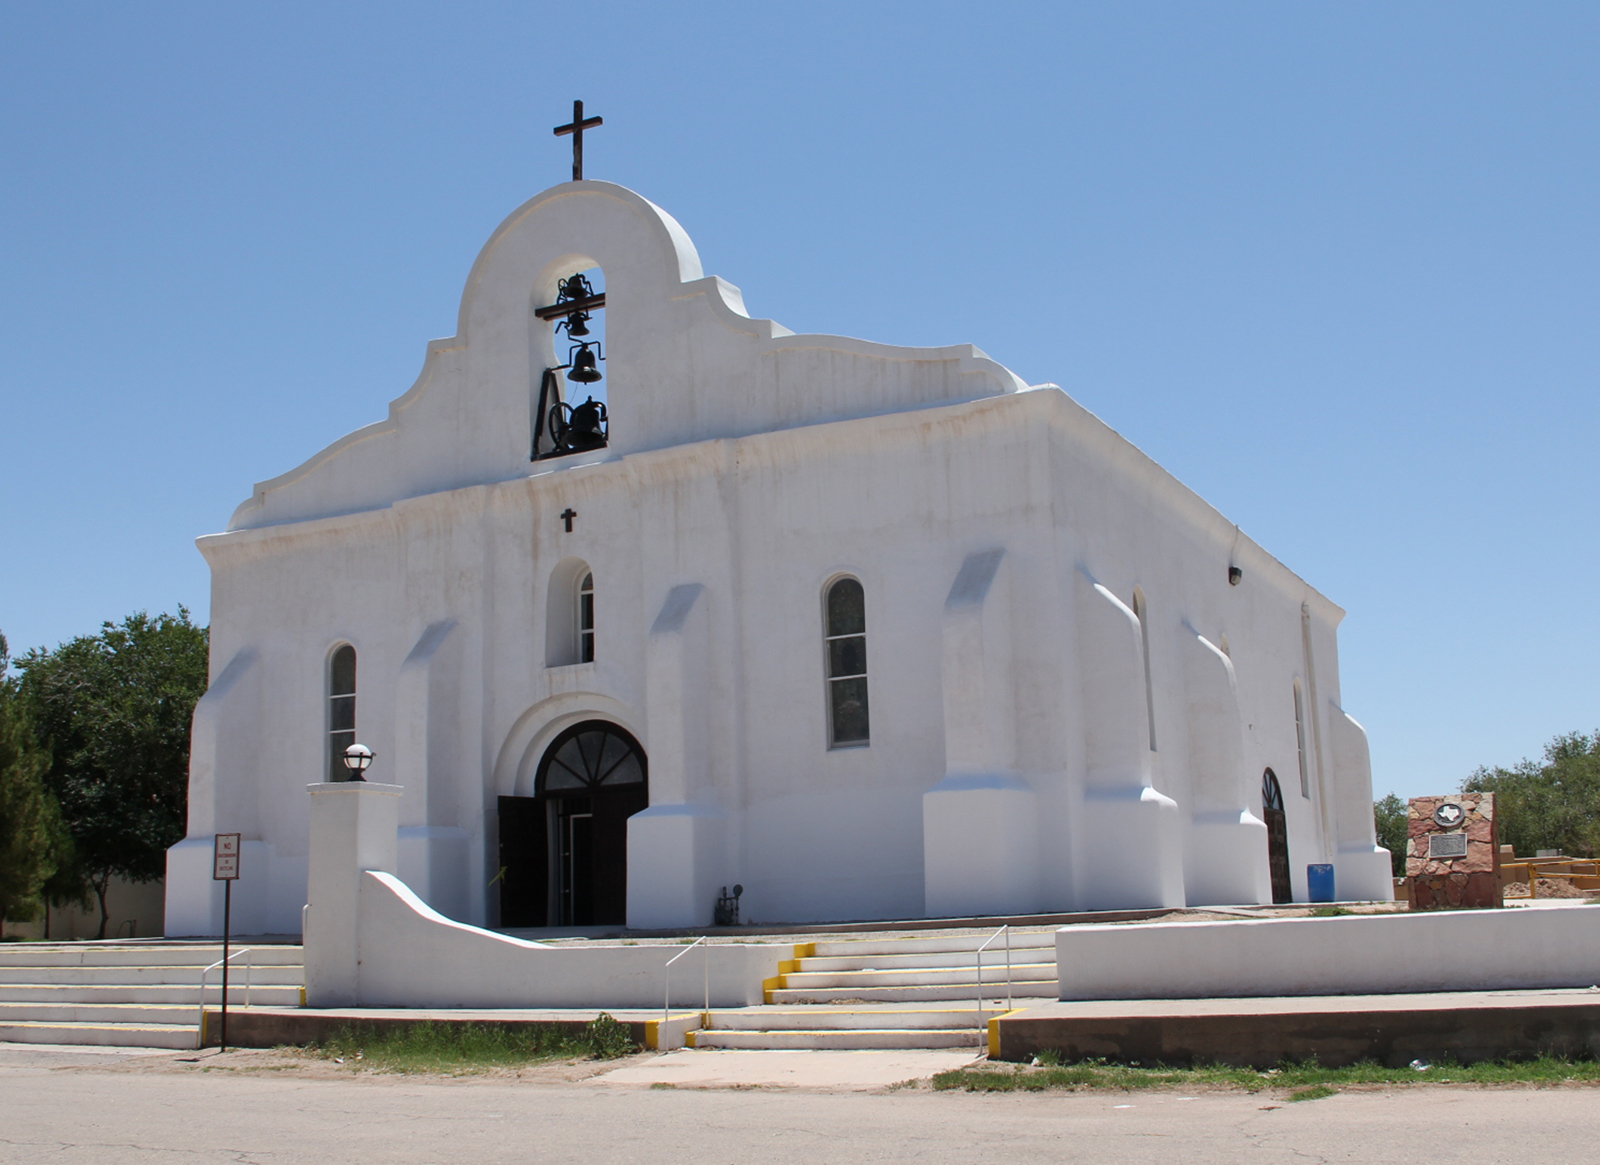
[1307,863,1336,903]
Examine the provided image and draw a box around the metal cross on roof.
[554,100,603,182]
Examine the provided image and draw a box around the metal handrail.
[663,937,709,1029]
[196,947,253,1047]
[975,925,1011,1023]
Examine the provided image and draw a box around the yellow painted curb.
[762,943,817,1003]
[646,1012,706,1050]
[987,1011,1020,1059]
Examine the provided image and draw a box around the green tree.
[1463,731,1600,859]
[15,610,209,938]
[0,632,67,936]
[1373,792,1408,877]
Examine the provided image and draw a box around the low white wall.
[1058,908,1600,1000]
[303,780,785,1009]
[356,871,781,1009]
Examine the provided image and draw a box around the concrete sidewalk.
[591,1048,983,1089]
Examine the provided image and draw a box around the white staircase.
[0,942,304,1049]
[689,928,1056,1050]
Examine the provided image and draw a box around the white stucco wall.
[166,180,1387,937]
[1057,909,1600,1000]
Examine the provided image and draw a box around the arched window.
[1132,587,1157,751]
[545,558,593,667]
[1293,679,1310,798]
[328,644,356,782]
[579,572,595,663]
[825,577,870,747]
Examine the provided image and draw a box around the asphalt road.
[3,1045,1597,1164]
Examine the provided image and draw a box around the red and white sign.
[213,833,241,881]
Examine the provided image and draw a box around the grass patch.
[1287,1084,1338,1101]
[934,1055,1600,1093]
[1310,906,1354,917]
[306,1015,636,1074]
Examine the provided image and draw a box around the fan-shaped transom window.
[328,644,356,782]
[1262,767,1285,812]
[536,721,645,794]
[825,577,870,747]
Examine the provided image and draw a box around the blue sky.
[2,2,1596,800]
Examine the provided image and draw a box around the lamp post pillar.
[304,781,401,1007]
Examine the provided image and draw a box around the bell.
[566,398,607,451]
[571,398,605,436]
[564,311,590,338]
[567,344,603,383]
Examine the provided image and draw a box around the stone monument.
[1406,793,1501,909]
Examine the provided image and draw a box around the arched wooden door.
[497,721,647,927]
[1262,767,1293,904]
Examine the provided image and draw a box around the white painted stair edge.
[0,942,303,1049]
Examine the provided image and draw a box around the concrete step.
[0,965,303,986]
[780,963,1055,990]
[797,949,1055,974]
[691,1028,982,1050]
[0,984,301,1006]
[0,1020,197,1050]
[0,942,303,1049]
[808,932,1056,959]
[770,980,1057,1004]
[0,945,304,968]
[0,1001,213,1025]
[707,1007,987,1032]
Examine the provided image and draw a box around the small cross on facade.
[553,100,603,182]
[560,507,577,532]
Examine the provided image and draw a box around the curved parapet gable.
[228,180,1024,532]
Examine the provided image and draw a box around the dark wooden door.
[496,795,547,928]
[559,784,648,925]
[1262,768,1293,904]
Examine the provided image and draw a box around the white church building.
[165,178,1392,938]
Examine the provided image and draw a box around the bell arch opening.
[496,719,647,928]
[531,264,609,460]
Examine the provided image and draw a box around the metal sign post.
[212,833,241,1051]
